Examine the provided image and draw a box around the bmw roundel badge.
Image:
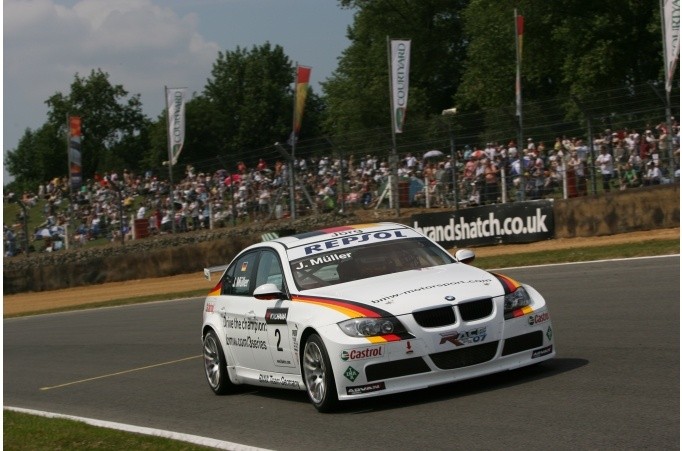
[444,295,456,301]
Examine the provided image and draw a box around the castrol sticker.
[340,346,384,361]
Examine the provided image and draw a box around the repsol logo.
[341,346,384,361]
[303,231,407,255]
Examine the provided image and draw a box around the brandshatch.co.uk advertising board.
[411,200,555,248]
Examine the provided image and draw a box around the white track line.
[488,253,680,271]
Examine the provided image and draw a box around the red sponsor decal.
[341,346,384,361]
[528,312,550,325]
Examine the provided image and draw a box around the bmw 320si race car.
[201,222,555,412]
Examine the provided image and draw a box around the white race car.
[201,222,555,412]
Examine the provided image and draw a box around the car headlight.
[504,286,532,312]
[338,317,405,338]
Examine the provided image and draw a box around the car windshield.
[289,237,455,290]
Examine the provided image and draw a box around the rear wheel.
[302,334,339,412]
[203,330,234,395]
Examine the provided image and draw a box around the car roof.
[274,222,408,249]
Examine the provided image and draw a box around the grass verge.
[3,410,214,450]
[474,238,679,269]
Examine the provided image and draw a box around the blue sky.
[3,0,355,183]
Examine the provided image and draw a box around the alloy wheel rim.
[203,335,221,389]
[303,341,326,404]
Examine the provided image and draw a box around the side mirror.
[455,249,476,264]
[253,283,286,300]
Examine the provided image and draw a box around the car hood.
[304,263,505,316]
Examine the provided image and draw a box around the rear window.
[289,238,454,290]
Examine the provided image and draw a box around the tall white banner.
[390,39,411,134]
[662,0,680,92]
[166,87,187,166]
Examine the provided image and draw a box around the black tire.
[302,333,339,412]
[203,330,234,395]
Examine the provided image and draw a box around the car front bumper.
[320,297,555,401]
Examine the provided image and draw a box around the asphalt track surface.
[4,256,680,450]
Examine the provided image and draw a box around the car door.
[251,249,298,373]
[218,250,261,370]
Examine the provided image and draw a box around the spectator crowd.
[4,120,679,257]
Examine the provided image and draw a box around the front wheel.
[302,334,339,412]
[203,330,234,395]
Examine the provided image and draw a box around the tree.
[322,1,669,152]
[456,0,662,113]
[44,69,151,179]
[323,0,468,154]
[201,43,307,167]
[5,124,64,191]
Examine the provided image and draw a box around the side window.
[221,252,259,296]
[254,250,284,292]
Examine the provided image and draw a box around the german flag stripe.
[292,294,390,318]
[504,305,534,320]
[208,281,222,297]
[491,272,522,295]
[493,273,534,320]
[367,334,403,343]
[291,294,412,342]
